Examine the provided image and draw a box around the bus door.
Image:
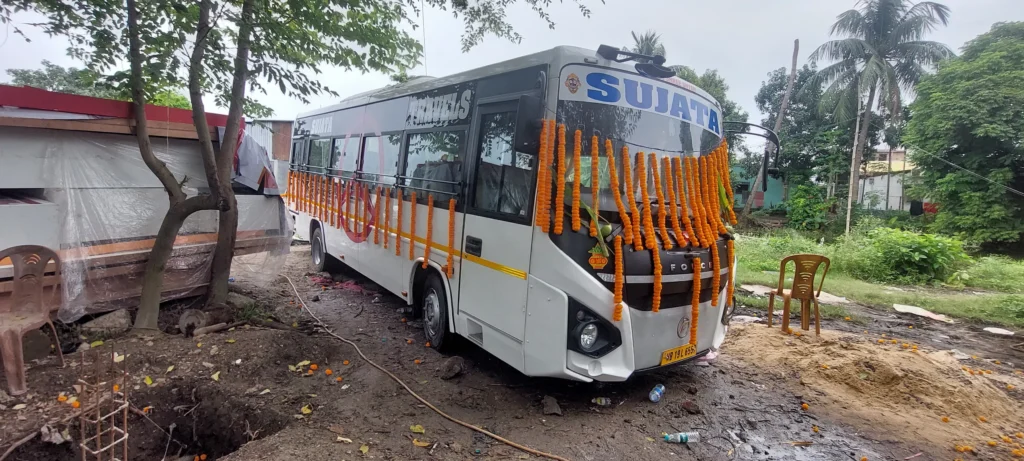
[458,99,539,350]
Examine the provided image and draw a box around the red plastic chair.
[0,245,65,395]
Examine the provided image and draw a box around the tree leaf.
[113,352,125,363]
[259,389,271,395]
[297,360,310,367]
[90,340,104,348]
[301,404,312,415]
[288,365,297,372]
[144,376,154,386]
[211,371,220,382]
[166,365,175,373]
[12,404,27,410]
[225,339,236,344]
[336,436,352,443]
[409,424,425,434]
[359,444,369,454]
[412,439,431,447]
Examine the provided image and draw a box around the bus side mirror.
[514,94,544,153]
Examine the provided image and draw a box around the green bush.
[962,256,1024,293]
[842,228,968,284]
[784,185,834,231]
[996,295,1024,319]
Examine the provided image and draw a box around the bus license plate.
[659,344,697,366]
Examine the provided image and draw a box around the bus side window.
[404,130,466,205]
[361,134,401,189]
[331,136,360,178]
[307,138,331,174]
[472,110,534,218]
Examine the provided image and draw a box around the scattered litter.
[211,371,220,382]
[409,424,426,434]
[113,352,125,363]
[731,315,761,324]
[697,350,718,365]
[649,384,666,403]
[40,425,71,444]
[341,384,350,390]
[664,431,700,443]
[12,403,27,410]
[542,395,563,416]
[359,444,370,454]
[301,404,313,415]
[947,349,971,360]
[983,327,1014,336]
[144,376,154,387]
[645,437,656,442]
[412,439,431,447]
[893,304,953,323]
[259,389,271,395]
[591,397,612,406]
[336,436,352,443]
[789,441,813,447]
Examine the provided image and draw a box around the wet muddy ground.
[2,244,1021,460]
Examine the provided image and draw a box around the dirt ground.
[2,244,1023,460]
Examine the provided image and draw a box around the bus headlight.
[579,323,600,351]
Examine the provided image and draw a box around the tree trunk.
[885,144,893,210]
[207,0,257,306]
[844,85,876,235]
[743,39,799,217]
[128,0,220,331]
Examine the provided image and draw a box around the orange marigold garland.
[384,188,392,249]
[589,135,600,237]
[345,181,354,232]
[650,153,672,250]
[535,120,551,231]
[554,124,567,235]
[651,239,663,313]
[664,157,686,248]
[637,153,657,249]
[409,191,417,260]
[571,129,582,232]
[686,157,709,247]
[707,154,728,235]
[423,193,434,269]
[710,239,721,307]
[717,143,738,225]
[622,148,643,250]
[363,184,371,236]
[446,198,456,278]
[613,235,624,322]
[690,257,701,346]
[606,140,633,246]
[374,187,382,245]
[726,239,735,307]
[395,189,403,256]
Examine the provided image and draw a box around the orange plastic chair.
[766,254,830,336]
[0,245,65,395]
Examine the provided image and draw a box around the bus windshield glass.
[556,64,724,209]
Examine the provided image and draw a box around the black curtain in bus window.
[472,111,534,218]
[404,131,465,201]
[307,138,331,173]
[331,136,360,178]
[361,134,401,188]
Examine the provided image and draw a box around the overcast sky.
[2,0,1022,130]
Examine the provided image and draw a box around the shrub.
[962,256,1024,293]
[996,295,1024,319]
[861,228,969,284]
[784,185,834,231]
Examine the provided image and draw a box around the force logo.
[677,317,691,339]
[564,73,581,94]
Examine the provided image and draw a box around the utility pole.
[845,96,863,236]
[885,145,894,210]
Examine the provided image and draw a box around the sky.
[2,0,1022,133]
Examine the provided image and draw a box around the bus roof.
[297,46,722,120]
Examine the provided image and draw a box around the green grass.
[234,301,271,323]
[734,234,1024,327]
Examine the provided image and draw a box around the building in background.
[730,165,784,210]
[857,148,915,211]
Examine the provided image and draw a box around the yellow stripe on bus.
[290,196,528,280]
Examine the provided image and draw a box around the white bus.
[287,45,779,382]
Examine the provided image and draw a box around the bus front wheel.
[422,272,453,352]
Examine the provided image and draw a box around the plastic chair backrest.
[0,245,61,319]
[775,254,830,301]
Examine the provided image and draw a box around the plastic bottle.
[591,397,612,406]
[649,384,666,403]
[664,432,700,443]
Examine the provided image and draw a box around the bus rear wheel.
[422,272,453,352]
[310,225,341,273]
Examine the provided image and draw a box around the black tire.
[310,225,342,273]
[422,271,454,352]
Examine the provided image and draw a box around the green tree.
[905,22,1024,248]
[810,0,953,232]
[7,61,191,109]
[626,30,666,58]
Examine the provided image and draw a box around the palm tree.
[627,30,666,59]
[809,0,953,233]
